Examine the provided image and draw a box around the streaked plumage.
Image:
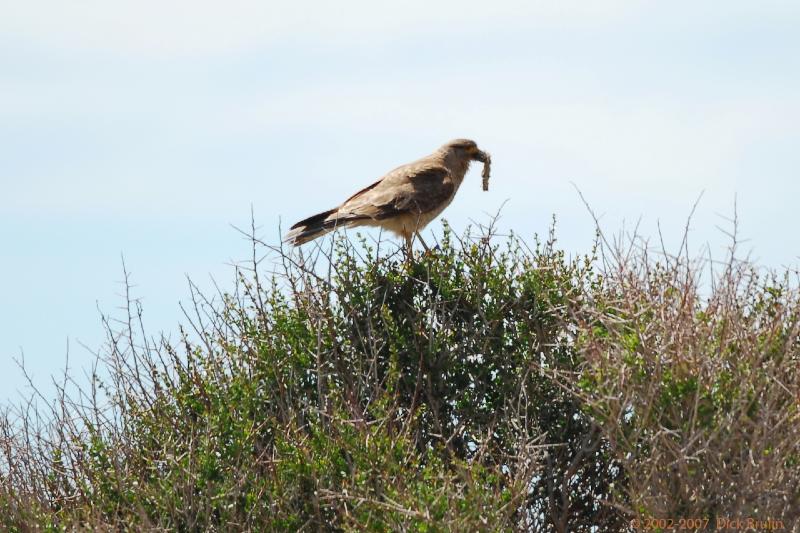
[284,139,490,251]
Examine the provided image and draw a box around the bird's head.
[444,138,489,163]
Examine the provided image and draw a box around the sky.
[2,0,800,402]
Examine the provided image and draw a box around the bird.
[283,139,491,253]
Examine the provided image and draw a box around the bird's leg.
[404,233,414,262]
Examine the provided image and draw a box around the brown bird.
[283,139,491,252]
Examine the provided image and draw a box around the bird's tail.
[283,208,366,246]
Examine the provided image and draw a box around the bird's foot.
[422,244,441,258]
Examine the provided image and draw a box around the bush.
[0,219,797,531]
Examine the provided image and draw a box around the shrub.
[0,219,797,531]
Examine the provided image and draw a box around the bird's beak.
[473,149,488,163]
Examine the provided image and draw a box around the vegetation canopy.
[1,218,798,531]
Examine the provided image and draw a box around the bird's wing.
[339,163,454,220]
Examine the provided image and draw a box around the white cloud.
[1,0,646,56]
[5,0,799,59]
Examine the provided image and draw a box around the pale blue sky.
[3,1,800,401]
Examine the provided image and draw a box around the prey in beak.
[473,149,491,191]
